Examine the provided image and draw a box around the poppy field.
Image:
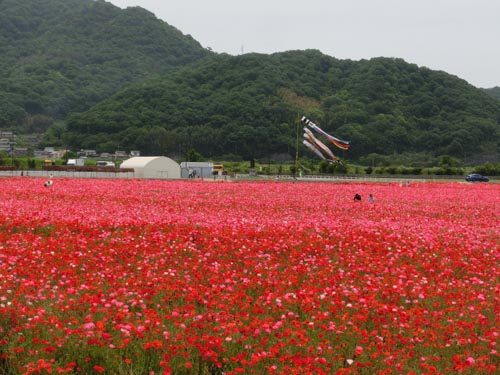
[0,177,498,374]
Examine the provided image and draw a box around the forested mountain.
[0,0,210,132]
[64,51,500,162]
[1,0,499,164]
[483,87,500,100]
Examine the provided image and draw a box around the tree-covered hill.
[483,87,500,100]
[0,0,210,131]
[2,0,499,164]
[64,50,500,162]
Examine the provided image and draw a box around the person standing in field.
[44,173,54,187]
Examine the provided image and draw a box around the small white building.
[180,162,214,179]
[120,156,181,179]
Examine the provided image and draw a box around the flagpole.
[295,116,299,179]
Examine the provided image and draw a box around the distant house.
[78,149,98,158]
[0,132,14,142]
[34,147,66,159]
[120,156,181,179]
[0,138,11,152]
[114,150,128,159]
[21,134,44,148]
[12,147,28,157]
[34,150,50,158]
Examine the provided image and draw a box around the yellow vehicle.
[212,163,227,175]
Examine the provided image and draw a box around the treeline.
[0,0,209,130]
[63,51,500,163]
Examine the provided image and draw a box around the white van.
[67,158,85,166]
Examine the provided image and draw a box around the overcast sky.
[108,0,499,88]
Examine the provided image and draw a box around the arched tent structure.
[120,156,180,179]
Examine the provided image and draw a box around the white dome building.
[120,156,181,179]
